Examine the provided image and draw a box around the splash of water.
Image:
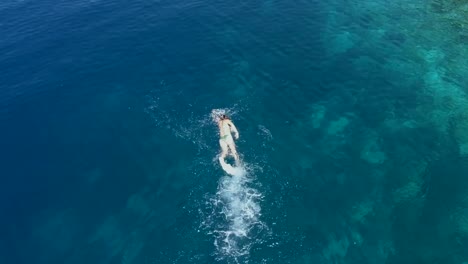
[207,109,266,262]
[146,101,266,261]
[219,157,246,176]
[209,165,265,261]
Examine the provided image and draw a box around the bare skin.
[218,116,240,165]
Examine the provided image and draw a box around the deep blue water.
[1,0,468,263]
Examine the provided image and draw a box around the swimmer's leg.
[227,141,240,165]
[219,139,229,160]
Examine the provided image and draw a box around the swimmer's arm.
[228,121,239,139]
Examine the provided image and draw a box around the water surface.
[1,0,468,263]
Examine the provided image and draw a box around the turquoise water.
[1,0,468,263]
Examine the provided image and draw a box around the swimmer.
[218,114,240,165]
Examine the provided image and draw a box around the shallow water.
[1,0,468,263]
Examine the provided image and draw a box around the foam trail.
[146,101,267,260]
[219,157,246,177]
[207,109,265,262]
[212,168,263,261]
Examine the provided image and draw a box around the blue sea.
[1,0,468,263]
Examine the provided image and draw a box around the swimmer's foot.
[234,157,241,167]
[219,156,225,163]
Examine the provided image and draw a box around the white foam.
[146,102,266,261]
[211,166,264,260]
[211,108,241,123]
[207,109,265,261]
[219,157,246,177]
[211,109,226,123]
